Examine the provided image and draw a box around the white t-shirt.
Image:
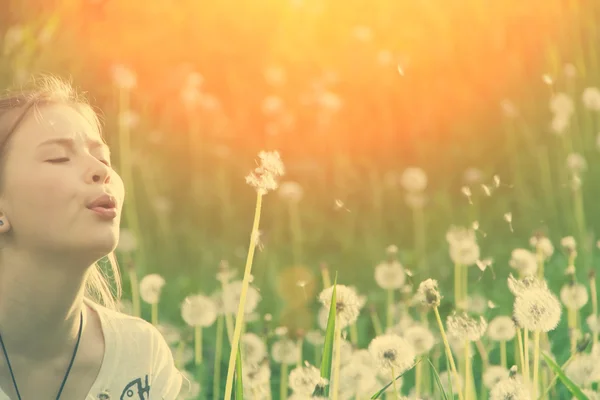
[0,297,185,400]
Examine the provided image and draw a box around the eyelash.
[47,158,111,167]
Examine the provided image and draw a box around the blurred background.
[1,0,600,394]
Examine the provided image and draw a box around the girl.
[0,75,184,399]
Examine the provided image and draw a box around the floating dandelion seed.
[504,212,513,232]
[252,230,265,251]
[397,65,404,76]
[476,258,493,272]
[481,184,492,196]
[334,199,350,212]
[493,175,501,187]
[472,221,487,237]
[488,300,497,309]
[461,186,473,204]
[542,74,554,85]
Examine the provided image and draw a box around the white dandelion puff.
[560,282,589,310]
[318,285,360,328]
[487,316,516,342]
[415,279,442,308]
[401,167,428,192]
[489,374,531,400]
[582,87,600,111]
[483,365,510,390]
[223,280,262,315]
[368,334,416,374]
[241,333,268,366]
[446,312,488,342]
[278,181,304,203]
[288,364,325,395]
[403,324,436,355]
[245,150,285,194]
[374,260,406,290]
[509,249,538,277]
[181,294,217,327]
[272,338,301,365]
[139,274,166,305]
[513,287,562,332]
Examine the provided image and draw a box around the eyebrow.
[37,137,111,156]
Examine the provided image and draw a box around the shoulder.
[87,300,185,399]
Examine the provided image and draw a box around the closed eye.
[47,158,70,163]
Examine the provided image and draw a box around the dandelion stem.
[223,192,264,400]
[433,306,465,400]
[175,338,186,369]
[213,315,224,400]
[321,265,332,289]
[387,289,394,329]
[500,340,507,369]
[532,330,541,399]
[370,307,383,336]
[414,205,427,267]
[151,303,158,326]
[280,362,289,400]
[464,340,470,400]
[296,338,303,368]
[524,328,530,389]
[454,263,461,309]
[591,275,598,348]
[225,313,234,344]
[537,247,545,280]
[350,322,359,346]
[568,308,576,355]
[194,326,202,365]
[390,366,400,400]
[416,360,422,399]
[332,321,342,400]
[462,265,469,310]
[516,328,525,379]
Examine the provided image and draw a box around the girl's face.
[0,103,125,262]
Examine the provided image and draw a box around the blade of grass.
[541,352,589,400]
[370,358,422,399]
[312,273,337,397]
[425,356,449,400]
[235,342,244,400]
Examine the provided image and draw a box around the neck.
[0,247,93,362]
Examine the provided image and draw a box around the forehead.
[13,103,103,147]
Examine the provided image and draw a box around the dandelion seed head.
[487,316,516,342]
[318,285,360,328]
[446,312,488,342]
[509,249,538,277]
[513,287,562,332]
[483,366,510,390]
[567,152,588,174]
[550,92,575,116]
[583,87,600,111]
[117,228,138,254]
[530,235,554,260]
[241,333,268,366]
[401,167,428,192]
[403,324,436,355]
[110,64,137,90]
[565,353,600,387]
[139,273,166,305]
[368,334,416,374]
[181,294,217,327]
[416,279,441,308]
[489,375,530,400]
[374,260,406,290]
[438,370,464,394]
[561,236,577,253]
[223,280,262,315]
[560,283,589,310]
[272,338,300,365]
[245,150,285,194]
[288,364,323,395]
[507,274,548,297]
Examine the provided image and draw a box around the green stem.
[213,315,224,400]
[195,325,202,365]
[532,331,541,399]
[223,192,264,400]
[387,289,394,329]
[390,366,400,400]
[538,354,576,400]
[332,322,342,400]
[151,302,158,326]
[433,307,465,400]
[280,362,289,400]
[501,340,507,370]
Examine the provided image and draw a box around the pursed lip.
[86,194,117,210]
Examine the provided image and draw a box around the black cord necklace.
[0,310,83,400]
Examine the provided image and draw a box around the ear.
[0,213,11,233]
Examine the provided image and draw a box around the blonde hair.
[0,74,123,311]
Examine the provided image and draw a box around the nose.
[89,161,111,184]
